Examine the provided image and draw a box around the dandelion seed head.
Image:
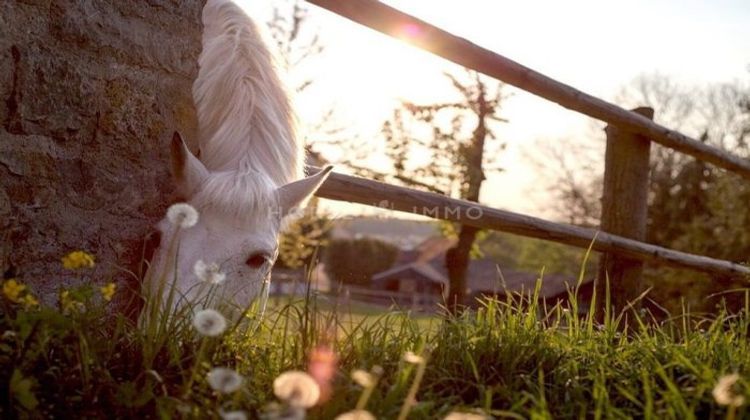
[167,202,199,228]
[192,309,227,337]
[193,259,227,285]
[351,369,375,388]
[273,370,320,408]
[207,367,244,394]
[403,351,424,364]
[334,409,376,420]
[713,373,745,407]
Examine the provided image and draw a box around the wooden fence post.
[597,107,654,320]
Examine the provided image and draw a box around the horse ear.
[171,131,209,197]
[277,166,333,217]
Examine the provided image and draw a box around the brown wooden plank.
[312,169,750,279]
[597,107,653,314]
[305,0,750,179]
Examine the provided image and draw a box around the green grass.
[1,277,749,419]
[268,294,439,331]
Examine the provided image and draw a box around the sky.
[237,0,750,220]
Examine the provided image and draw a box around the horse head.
[142,0,332,318]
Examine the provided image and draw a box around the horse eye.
[245,253,269,268]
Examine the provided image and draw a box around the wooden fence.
[305,0,750,311]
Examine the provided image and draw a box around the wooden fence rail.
[306,0,750,180]
[304,0,750,313]
[314,169,750,279]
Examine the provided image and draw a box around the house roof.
[413,236,458,263]
[428,257,585,298]
[371,235,593,299]
[372,262,448,287]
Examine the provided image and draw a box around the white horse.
[144,0,331,316]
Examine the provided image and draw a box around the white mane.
[192,169,280,228]
[193,0,302,186]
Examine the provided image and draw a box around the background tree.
[323,238,399,287]
[536,73,750,312]
[266,0,356,157]
[377,70,507,310]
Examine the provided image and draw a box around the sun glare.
[398,22,423,40]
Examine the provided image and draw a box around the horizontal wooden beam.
[313,169,750,279]
[306,0,750,179]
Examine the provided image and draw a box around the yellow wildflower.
[100,283,116,302]
[60,290,83,313]
[2,279,26,303]
[61,251,95,270]
[20,294,39,310]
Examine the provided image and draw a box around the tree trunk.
[446,75,489,312]
[446,225,480,309]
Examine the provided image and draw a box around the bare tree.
[266,0,355,156]
[535,73,749,227]
[534,72,750,312]
[374,70,508,310]
[266,0,322,93]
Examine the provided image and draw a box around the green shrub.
[323,238,399,286]
[277,209,333,270]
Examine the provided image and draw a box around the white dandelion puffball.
[219,410,247,420]
[167,202,198,228]
[194,260,227,285]
[351,369,375,388]
[713,373,745,407]
[273,370,321,408]
[335,409,376,420]
[403,351,424,364]
[192,309,227,337]
[371,365,384,376]
[444,412,490,420]
[207,367,244,394]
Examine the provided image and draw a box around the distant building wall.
[0,1,205,302]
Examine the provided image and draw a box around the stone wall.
[0,0,205,304]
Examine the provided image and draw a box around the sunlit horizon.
[238,0,750,222]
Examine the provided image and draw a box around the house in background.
[272,216,594,312]
[370,236,456,306]
[270,217,435,297]
[372,262,448,307]
[369,236,594,311]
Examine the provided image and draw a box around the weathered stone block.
[0,0,205,308]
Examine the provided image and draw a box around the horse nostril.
[245,253,269,269]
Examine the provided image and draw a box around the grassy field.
[2,274,749,419]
